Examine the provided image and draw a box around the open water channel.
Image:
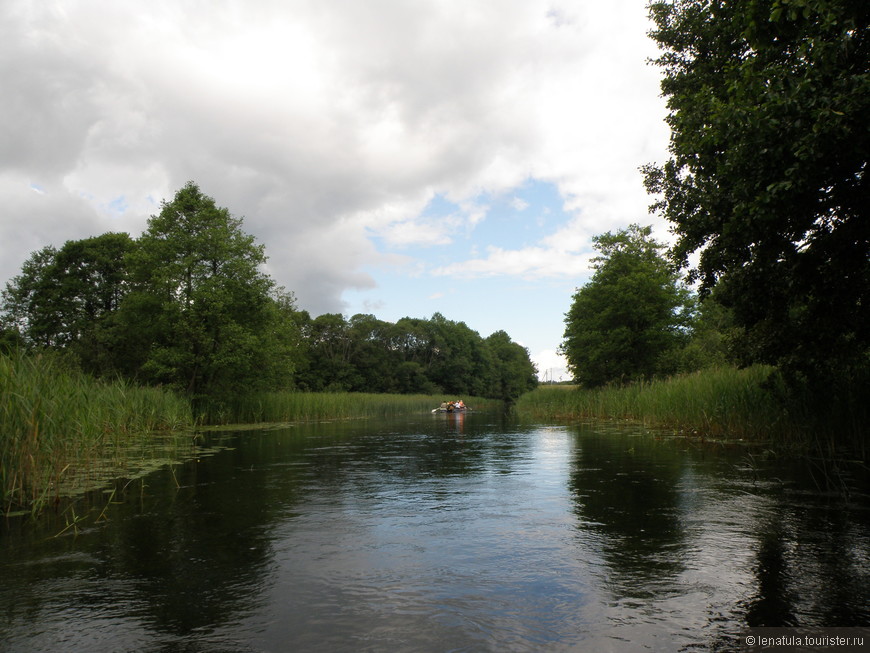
[2,413,869,652]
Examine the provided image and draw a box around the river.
[1,413,869,652]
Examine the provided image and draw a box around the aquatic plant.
[0,351,193,514]
[203,391,502,425]
[514,366,792,441]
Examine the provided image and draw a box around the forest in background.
[0,182,538,409]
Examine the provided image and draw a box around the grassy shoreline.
[1,352,193,515]
[5,352,864,516]
[514,365,867,454]
[515,366,783,438]
[203,392,501,425]
[1,351,501,514]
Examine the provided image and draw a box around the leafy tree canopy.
[560,224,693,386]
[2,182,537,402]
[293,311,537,400]
[644,0,870,382]
[486,330,539,401]
[0,232,134,372]
[119,182,299,402]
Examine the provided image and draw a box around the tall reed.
[205,391,502,425]
[0,351,193,514]
[515,366,798,441]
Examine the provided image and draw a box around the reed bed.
[208,391,502,425]
[1,351,193,514]
[515,366,798,441]
[2,350,503,515]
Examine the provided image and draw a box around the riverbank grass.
[2,352,503,514]
[518,365,868,450]
[207,392,502,424]
[1,352,193,514]
[516,366,790,440]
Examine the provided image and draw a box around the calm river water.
[2,413,869,652]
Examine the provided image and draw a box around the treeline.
[558,222,868,444]
[560,224,738,387]
[292,311,537,400]
[0,182,537,409]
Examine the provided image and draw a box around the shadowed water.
[2,414,868,652]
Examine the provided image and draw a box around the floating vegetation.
[1,351,195,516]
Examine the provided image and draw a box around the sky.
[1,0,672,381]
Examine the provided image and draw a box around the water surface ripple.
[2,414,868,652]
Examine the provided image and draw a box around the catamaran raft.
[432,400,470,413]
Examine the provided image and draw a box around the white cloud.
[431,243,595,280]
[0,0,669,318]
[533,349,570,382]
[511,197,530,211]
[379,219,454,248]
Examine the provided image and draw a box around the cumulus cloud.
[432,245,595,280]
[511,197,530,212]
[532,349,570,382]
[1,0,668,316]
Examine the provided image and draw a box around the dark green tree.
[673,293,740,372]
[425,313,493,397]
[294,313,360,391]
[118,182,299,401]
[2,244,60,347]
[385,317,443,394]
[290,310,535,398]
[346,313,395,392]
[2,245,58,346]
[391,317,438,367]
[0,232,134,372]
[485,330,538,401]
[0,326,25,353]
[643,0,870,383]
[560,224,693,386]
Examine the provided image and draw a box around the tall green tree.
[295,313,360,391]
[673,293,740,372]
[425,312,493,397]
[118,182,298,401]
[560,225,693,386]
[345,314,390,392]
[2,244,61,347]
[385,317,443,394]
[290,310,535,398]
[0,232,134,372]
[485,330,538,401]
[644,0,870,382]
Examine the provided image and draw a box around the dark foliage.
[644,0,870,386]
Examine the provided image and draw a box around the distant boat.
[431,405,471,413]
